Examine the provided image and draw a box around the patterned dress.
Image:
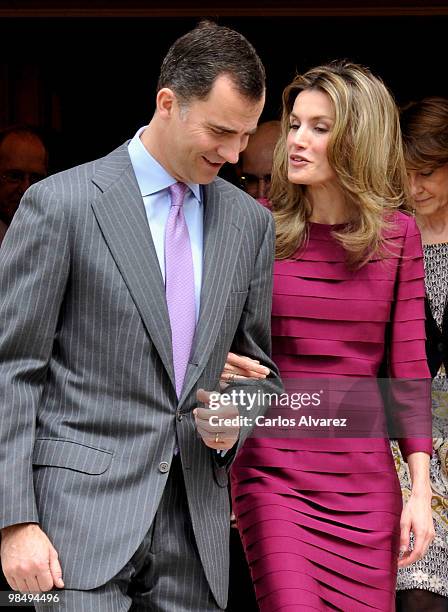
[392,241,448,597]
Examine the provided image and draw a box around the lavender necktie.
[165,182,196,398]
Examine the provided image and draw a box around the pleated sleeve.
[387,215,432,458]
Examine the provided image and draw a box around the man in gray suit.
[0,21,281,611]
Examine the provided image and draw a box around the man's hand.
[194,388,239,450]
[1,523,64,592]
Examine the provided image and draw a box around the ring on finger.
[215,432,220,444]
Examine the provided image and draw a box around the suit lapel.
[91,148,245,403]
[91,145,175,388]
[179,180,245,405]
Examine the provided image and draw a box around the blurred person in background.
[0,126,48,246]
[393,96,448,612]
[237,120,280,208]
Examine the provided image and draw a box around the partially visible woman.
[229,62,435,611]
[392,97,448,612]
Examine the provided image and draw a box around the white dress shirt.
[128,127,203,321]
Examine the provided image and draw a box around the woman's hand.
[220,352,270,384]
[398,491,435,567]
[398,452,435,568]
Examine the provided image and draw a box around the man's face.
[240,151,273,199]
[0,133,47,225]
[239,122,280,199]
[160,75,265,185]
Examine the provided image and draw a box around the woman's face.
[286,89,337,188]
[408,164,448,219]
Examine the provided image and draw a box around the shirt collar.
[128,126,202,202]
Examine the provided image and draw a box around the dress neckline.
[423,241,448,248]
[308,221,348,236]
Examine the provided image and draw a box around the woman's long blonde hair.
[270,61,408,266]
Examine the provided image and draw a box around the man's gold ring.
[215,432,220,444]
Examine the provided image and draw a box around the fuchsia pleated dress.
[231,212,433,611]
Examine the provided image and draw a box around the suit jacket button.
[159,461,170,473]
[177,412,183,421]
[438,342,445,352]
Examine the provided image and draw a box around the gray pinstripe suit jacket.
[0,143,282,608]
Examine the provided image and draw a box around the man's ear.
[156,87,176,119]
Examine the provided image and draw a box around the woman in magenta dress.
[228,62,434,611]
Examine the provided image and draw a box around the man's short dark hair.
[157,20,265,104]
